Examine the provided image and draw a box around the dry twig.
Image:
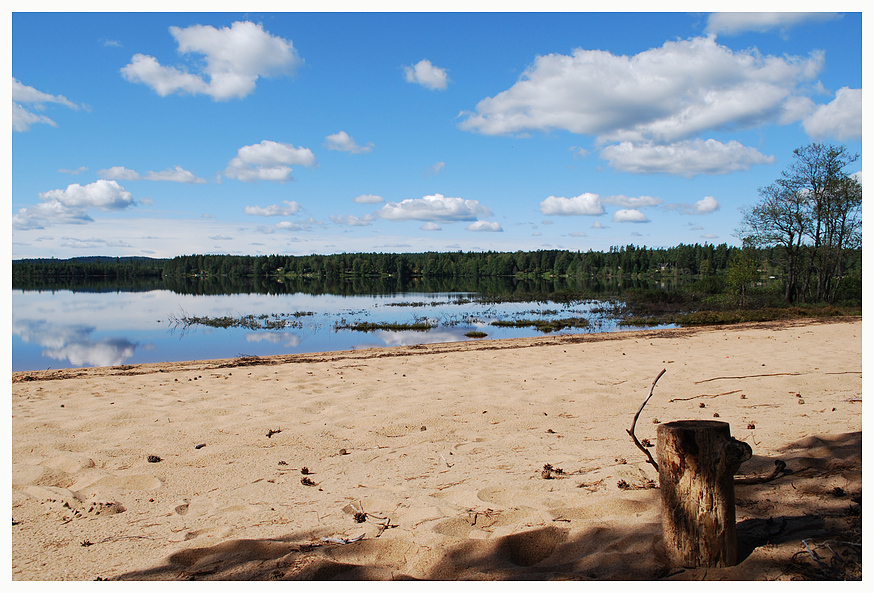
[694,372,800,384]
[626,368,666,473]
[668,390,741,402]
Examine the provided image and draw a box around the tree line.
[15,243,743,284]
[159,243,740,280]
[12,242,861,303]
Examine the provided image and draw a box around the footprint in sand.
[18,485,126,520]
[453,439,487,456]
[12,454,97,489]
[40,453,97,474]
[476,486,518,507]
[432,508,531,538]
[71,473,163,497]
[12,465,72,489]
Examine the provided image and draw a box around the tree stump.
[656,420,752,568]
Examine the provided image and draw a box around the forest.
[12,242,862,305]
[11,243,750,286]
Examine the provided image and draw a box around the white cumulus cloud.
[12,77,79,131]
[802,87,862,141]
[324,131,374,154]
[13,180,135,229]
[330,214,374,226]
[599,139,775,177]
[224,140,316,182]
[705,12,840,36]
[466,221,503,232]
[58,166,89,175]
[404,59,449,90]
[377,194,491,222]
[120,21,302,101]
[12,78,78,108]
[96,166,140,180]
[459,36,823,152]
[666,196,721,215]
[539,193,604,216]
[244,200,301,216]
[693,196,720,214]
[274,221,304,232]
[601,194,664,208]
[37,180,134,210]
[98,165,206,183]
[613,209,650,223]
[353,194,384,204]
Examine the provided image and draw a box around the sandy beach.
[11,318,862,581]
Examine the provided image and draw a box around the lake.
[11,285,673,372]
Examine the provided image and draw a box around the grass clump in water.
[337,320,435,332]
[491,317,589,333]
[465,331,488,338]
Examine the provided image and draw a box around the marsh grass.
[336,320,435,332]
[491,317,589,333]
[171,312,312,331]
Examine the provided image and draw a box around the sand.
[11,318,862,581]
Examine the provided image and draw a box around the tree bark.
[657,420,752,568]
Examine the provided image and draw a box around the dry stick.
[626,368,666,473]
[801,539,832,572]
[694,372,801,384]
[669,390,741,402]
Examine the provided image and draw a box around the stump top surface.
[659,420,730,430]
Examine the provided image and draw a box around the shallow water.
[12,289,670,372]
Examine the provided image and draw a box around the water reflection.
[13,318,140,368]
[245,331,303,348]
[12,285,670,372]
[371,328,472,348]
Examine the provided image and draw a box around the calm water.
[12,288,668,372]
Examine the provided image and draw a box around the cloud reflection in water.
[13,319,139,368]
[245,331,302,348]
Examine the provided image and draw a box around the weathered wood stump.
[656,420,752,568]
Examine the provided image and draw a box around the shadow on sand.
[114,432,861,581]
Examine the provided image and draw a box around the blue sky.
[9,7,864,259]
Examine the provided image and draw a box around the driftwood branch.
[626,368,666,473]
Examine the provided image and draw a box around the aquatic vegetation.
[335,320,435,332]
[385,301,430,307]
[170,312,310,331]
[491,317,589,333]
